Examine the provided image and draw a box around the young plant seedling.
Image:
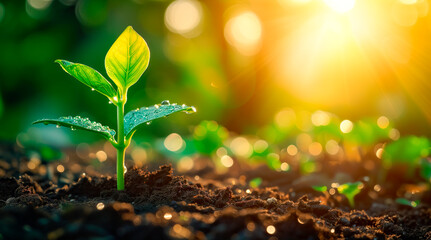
[33,26,196,190]
[312,185,330,198]
[382,136,430,178]
[395,198,420,208]
[337,181,363,208]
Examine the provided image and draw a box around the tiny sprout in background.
[382,136,430,178]
[33,26,196,191]
[249,177,262,188]
[337,181,364,208]
[312,185,330,199]
[395,198,420,208]
[312,185,328,193]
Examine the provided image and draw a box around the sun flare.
[323,0,356,13]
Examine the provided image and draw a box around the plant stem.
[116,101,126,191]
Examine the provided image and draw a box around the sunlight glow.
[323,0,356,13]
[165,0,203,37]
[224,10,262,55]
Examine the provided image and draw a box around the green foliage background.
[1,0,431,145]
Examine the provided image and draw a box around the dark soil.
[0,143,430,239]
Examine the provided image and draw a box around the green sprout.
[312,185,328,193]
[382,136,430,178]
[249,177,262,188]
[396,198,420,208]
[33,26,195,190]
[337,181,363,208]
[312,185,329,198]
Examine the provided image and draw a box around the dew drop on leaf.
[109,101,113,104]
[184,106,197,114]
[91,88,95,91]
[146,121,151,125]
[56,125,61,128]
[161,100,170,105]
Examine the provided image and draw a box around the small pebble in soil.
[267,197,277,205]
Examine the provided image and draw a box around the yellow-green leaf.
[56,60,117,101]
[105,26,150,92]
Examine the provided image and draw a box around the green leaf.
[55,60,117,101]
[382,136,430,164]
[105,26,150,92]
[312,185,328,192]
[33,116,115,140]
[249,177,262,188]
[337,181,363,208]
[396,198,419,208]
[124,101,196,138]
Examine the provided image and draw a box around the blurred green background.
[1,0,431,146]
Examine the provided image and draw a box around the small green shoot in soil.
[249,177,262,188]
[312,185,329,199]
[312,185,328,193]
[337,181,363,208]
[33,26,196,190]
[396,198,419,208]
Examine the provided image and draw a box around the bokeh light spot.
[389,128,401,140]
[287,145,298,156]
[56,164,65,173]
[340,120,353,133]
[311,111,331,126]
[165,0,203,37]
[377,116,390,129]
[177,156,194,172]
[230,137,252,157]
[254,140,269,153]
[96,202,105,210]
[96,150,107,162]
[27,0,52,10]
[164,133,184,152]
[266,225,276,234]
[221,155,234,168]
[224,10,262,55]
[325,140,340,155]
[308,142,322,156]
[275,108,296,130]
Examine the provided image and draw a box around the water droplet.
[185,106,197,114]
[56,125,61,128]
[71,126,76,131]
[146,122,151,125]
[109,101,112,104]
[181,104,186,107]
[113,96,118,101]
[161,100,170,105]
[91,88,95,91]
[154,104,160,109]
